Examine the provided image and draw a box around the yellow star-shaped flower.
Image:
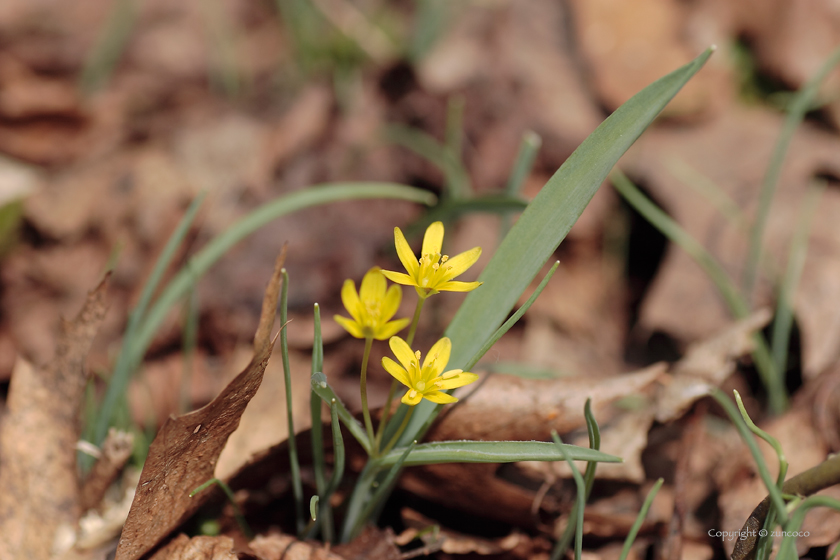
[334,267,409,340]
[381,221,482,299]
[381,336,479,406]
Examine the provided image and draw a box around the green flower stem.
[374,380,398,455]
[382,405,414,456]
[406,297,425,346]
[360,337,376,448]
[375,297,425,453]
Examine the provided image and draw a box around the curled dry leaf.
[115,250,286,560]
[0,274,109,560]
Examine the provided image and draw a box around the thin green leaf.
[552,399,601,560]
[551,432,585,560]
[398,47,715,446]
[375,440,621,468]
[618,478,663,560]
[612,171,787,413]
[281,270,304,534]
[385,125,471,199]
[711,389,788,524]
[502,130,542,237]
[311,372,371,454]
[771,181,823,379]
[743,44,840,298]
[733,390,787,486]
[327,400,346,498]
[93,193,206,449]
[105,183,430,449]
[308,304,332,541]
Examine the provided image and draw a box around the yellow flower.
[381,221,482,299]
[334,267,409,340]
[381,336,479,406]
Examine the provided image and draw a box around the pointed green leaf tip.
[397,46,716,446]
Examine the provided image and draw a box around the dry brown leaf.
[249,534,346,560]
[114,251,285,560]
[428,364,665,442]
[148,534,236,560]
[0,275,109,560]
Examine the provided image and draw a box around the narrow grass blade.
[179,284,199,415]
[612,171,787,413]
[734,390,787,485]
[552,399,601,560]
[502,131,542,236]
[326,400,346,498]
[618,478,663,560]
[711,390,788,523]
[665,158,750,232]
[771,181,823,378]
[308,304,328,540]
[551,432,586,560]
[311,372,371,454]
[743,45,840,298]
[93,193,206,449]
[445,95,466,192]
[375,440,621,467]
[104,183,430,450]
[398,47,715,446]
[133,184,433,362]
[79,0,136,93]
[282,271,304,534]
[385,125,471,199]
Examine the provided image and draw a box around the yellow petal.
[435,370,479,390]
[421,221,444,256]
[375,318,409,340]
[436,280,482,293]
[334,315,365,339]
[394,227,419,277]
[381,270,416,286]
[423,337,451,375]
[382,357,412,388]
[389,336,417,372]
[422,391,458,404]
[401,390,423,406]
[340,280,362,322]
[441,247,481,281]
[380,284,402,321]
[359,267,385,302]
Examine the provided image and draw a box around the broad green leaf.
[398,47,715,444]
[375,440,621,467]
